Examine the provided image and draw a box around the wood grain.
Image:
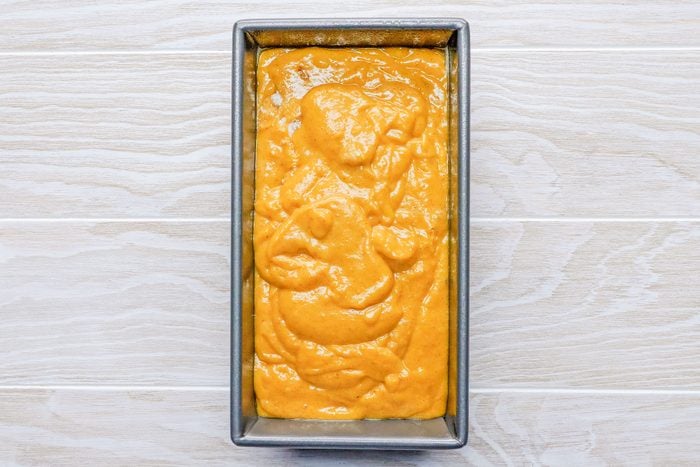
[2,2,699,462]
[1,1,699,51]
[472,51,700,217]
[0,222,229,385]
[471,221,700,389]
[0,55,229,217]
[2,221,699,389]
[1,388,699,466]
[2,51,699,217]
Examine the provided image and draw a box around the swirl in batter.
[254,47,448,419]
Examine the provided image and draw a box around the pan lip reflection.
[232,17,469,449]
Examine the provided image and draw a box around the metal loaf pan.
[232,18,469,449]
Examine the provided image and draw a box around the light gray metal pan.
[231,18,469,449]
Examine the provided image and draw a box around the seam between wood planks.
[1,46,700,57]
[1,385,700,396]
[1,218,700,223]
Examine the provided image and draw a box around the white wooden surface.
[1,1,699,465]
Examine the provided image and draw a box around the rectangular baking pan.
[231,18,469,449]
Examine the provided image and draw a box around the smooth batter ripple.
[254,47,449,420]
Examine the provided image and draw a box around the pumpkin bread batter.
[254,47,448,419]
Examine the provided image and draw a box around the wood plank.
[471,221,700,389]
[2,51,699,217]
[0,222,229,385]
[2,221,699,390]
[0,55,229,217]
[1,388,698,465]
[1,1,699,51]
[472,50,700,217]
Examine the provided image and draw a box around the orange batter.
[253,47,448,419]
